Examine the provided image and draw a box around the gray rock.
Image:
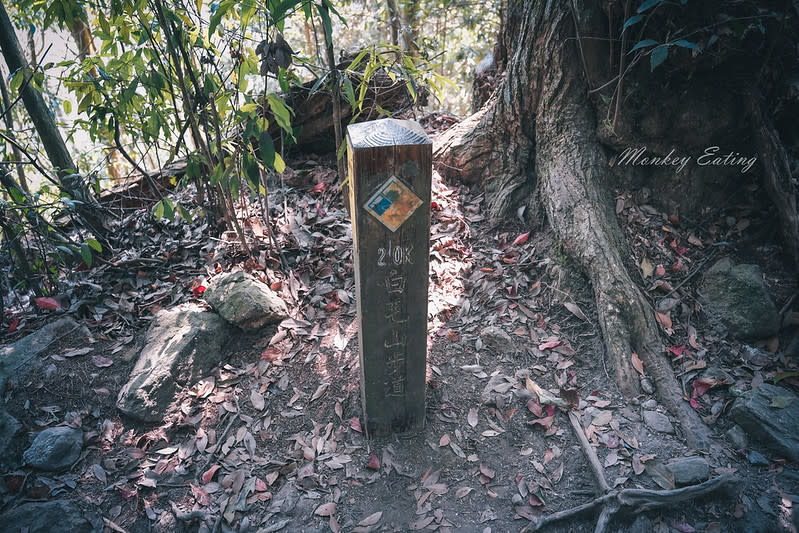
[640,377,655,394]
[23,426,83,471]
[643,410,675,434]
[0,500,97,533]
[0,409,22,465]
[730,384,799,461]
[479,326,513,352]
[665,456,709,486]
[482,374,514,407]
[642,399,658,410]
[700,258,779,339]
[204,271,288,330]
[726,424,748,449]
[117,304,232,421]
[0,318,84,394]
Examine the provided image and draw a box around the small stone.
[643,410,674,434]
[640,377,654,394]
[117,304,232,422]
[665,457,709,486]
[730,384,799,461]
[0,500,95,533]
[642,399,658,410]
[205,271,288,330]
[23,427,83,471]
[0,409,21,465]
[725,425,748,449]
[511,494,523,505]
[700,258,779,339]
[480,326,513,352]
[747,450,770,466]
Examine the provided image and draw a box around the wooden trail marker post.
[347,118,432,436]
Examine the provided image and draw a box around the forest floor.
[2,142,799,532]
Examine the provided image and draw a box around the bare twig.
[522,410,737,533]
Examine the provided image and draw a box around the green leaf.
[209,0,234,36]
[258,131,276,168]
[273,152,286,173]
[637,0,662,13]
[153,199,165,219]
[86,238,103,252]
[63,99,72,114]
[177,203,193,222]
[623,14,644,32]
[650,45,669,70]
[267,93,293,137]
[80,243,93,267]
[673,39,702,52]
[341,77,356,109]
[316,3,334,48]
[630,39,659,52]
[240,102,259,114]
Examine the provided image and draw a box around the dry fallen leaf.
[467,408,478,428]
[631,352,645,375]
[455,486,474,499]
[357,511,382,527]
[91,355,113,368]
[250,389,265,411]
[314,502,336,516]
[655,312,672,329]
[439,434,451,447]
[564,302,588,321]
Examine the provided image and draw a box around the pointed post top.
[346,118,431,149]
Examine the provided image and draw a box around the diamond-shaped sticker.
[364,176,423,232]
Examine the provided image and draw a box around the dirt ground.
[2,161,799,533]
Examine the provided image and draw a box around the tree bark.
[386,0,400,48]
[0,1,105,235]
[436,0,711,450]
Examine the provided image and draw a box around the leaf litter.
[0,156,796,532]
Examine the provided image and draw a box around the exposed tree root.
[435,0,715,451]
[522,412,737,533]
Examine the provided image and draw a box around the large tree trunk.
[436,1,711,450]
[0,1,106,236]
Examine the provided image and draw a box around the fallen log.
[267,68,423,153]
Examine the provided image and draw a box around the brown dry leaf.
[196,377,215,399]
[91,355,113,368]
[604,450,619,467]
[91,463,107,483]
[646,462,675,490]
[409,516,435,530]
[550,462,564,484]
[334,402,343,420]
[439,434,451,447]
[564,302,588,321]
[250,389,265,411]
[632,454,645,475]
[631,353,645,375]
[655,312,672,329]
[592,410,612,427]
[61,347,93,358]
[640,256,654,278]
[366,453,381,470]
[479,464,495,479]
[314,502,336,517]
[310,382,329,402]
[201,464,221,484]
[357,511,383,527]
[455,486,474,499]
[467,408,478,428]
